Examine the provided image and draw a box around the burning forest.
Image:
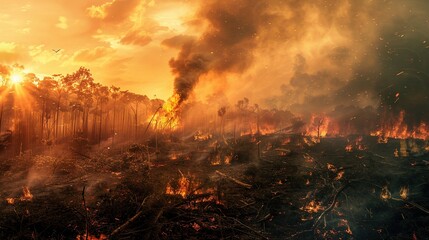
[1,0,429,239]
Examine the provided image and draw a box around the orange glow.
[165,174,220,204]
[327,163,337,172]
[345,144,353,152]
[400,186,408,200]
[338,219,353,235]
[20,186,33,201]
[371,111,429,140]
[380,186,391,201]
[335,171,345,180]
[157,94,181,130]
[345,136,366,152]
[304,115,338,139]
[166,175,190,198]
[10,73,23,85]
[301,200,323,213]
[75,234,108,240]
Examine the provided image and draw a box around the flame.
[380,186,391,201]
[157,94,181,130]
[165,175,220,204]
[169,153,178,160]
[301,200,323,213]
[345,144,353,152]
[345,136,366,152]
[20,186,33,201]
[305,115,335,138]
[75,234,108,240]
[194,130,212,141]
[211,154,221,165]
[371,111,429,140]
[224,155,232,165]
[334,171,345,180]
[400,186,408,200]
[6,198,15,204]
[394,148,399,157]
[166,175,190,198]
[239,123,278,136]
[282,137,291,145]
[338,219,353,235]
[210,153,232,166]
[327,163,337,172]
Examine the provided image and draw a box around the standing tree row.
[0,66,164,153]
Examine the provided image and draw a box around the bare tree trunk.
[112,100,116,146]
[134,102,138,140]
[98,102,102,146]
[55,96,61,141]
[0,102,4,132]
[41,100,46,142]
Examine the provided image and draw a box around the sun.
[10,73,23,84]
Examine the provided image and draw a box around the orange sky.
[0,0,198,99]
[1,0,426,112]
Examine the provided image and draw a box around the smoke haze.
[165,0,429,126]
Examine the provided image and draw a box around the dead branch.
[109,196,150,237]
[215,170,252,189]
[405,201,429,214]
[390,198,429,214]
[312,182,350,230]
[229,217,269,240]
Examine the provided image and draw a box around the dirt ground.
[1,134,428,239]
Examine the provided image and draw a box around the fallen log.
[215,170,252,189]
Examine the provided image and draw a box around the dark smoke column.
[167,0,269,105]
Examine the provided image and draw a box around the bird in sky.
[52,49,61,53]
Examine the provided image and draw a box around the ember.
[380,186,392,201]
[301,200,323,213]
[400,186,408,200]
[20,186,33,201]
[6,198,15,205]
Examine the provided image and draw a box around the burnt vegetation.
[0,66,428,239]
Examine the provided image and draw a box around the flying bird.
[52,49,61,53]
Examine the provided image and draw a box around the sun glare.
[10,73,23,84]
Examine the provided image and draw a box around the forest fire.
[165,174,219,204]
[166,175,190,198]
[1,0,429,239]
[371,111,429,141]
[157,94,181,131]
[345,136,366,152]
[305,115,330,138]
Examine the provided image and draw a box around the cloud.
[28,45,63,64]
[73,46,115,62]
[0,42,16,53]
[87,0,141,24]
[161,35,195,49]
[120,30,152,46]
[0,42,22,63]
[56,16,68,29]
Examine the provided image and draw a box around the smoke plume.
[165,0,429,128]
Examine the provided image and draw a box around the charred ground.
[1,133,428,240]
